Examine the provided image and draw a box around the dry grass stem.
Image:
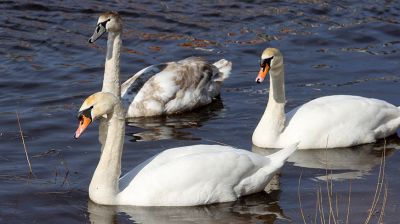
[319,186,325,224]
[59,153,70,187]
[335,193,339,220]
[365,140,387,224]
[314,183,319,224]
[345,180,352,224]
[297,169,307,224]
[298,138,389,224]
[323,142,337,224]
[16,111,33,176]
[378,183,388,223]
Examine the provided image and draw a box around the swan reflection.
[87,189,287,224]
[125,99,224,142]
[252,137,399,181]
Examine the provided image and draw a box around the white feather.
[117,144,297,206]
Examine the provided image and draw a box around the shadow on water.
[125,98,224,142]
[88,188,286,224]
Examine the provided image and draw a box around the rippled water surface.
[1,1,400,223]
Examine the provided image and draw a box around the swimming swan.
[252,47,400,149]
[88,12,232,118]
[74,92,297,206]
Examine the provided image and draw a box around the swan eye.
[77,106,94,121]
[98,19,111,29]
[260,57,273,69]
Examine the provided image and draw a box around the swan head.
[88,11,122,43]
[256,48,283,83]
[74,92,119,139]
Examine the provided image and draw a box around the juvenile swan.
[253,47,400,149]
[88,12,232,117]
[74,92,297,206]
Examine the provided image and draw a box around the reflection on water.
[253,137,400,181]
[88,189,286,224]
[2,0,400,223]
[126,99,224,142]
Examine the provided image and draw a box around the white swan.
[74,92,297,206]
[252,47,400,149]
[88,12,232,118]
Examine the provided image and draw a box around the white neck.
[89,102,125,205]
[102,32,122,99]
[253,62,286,146]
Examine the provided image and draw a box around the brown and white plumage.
[121,57,231,117]
[89,12,231,118]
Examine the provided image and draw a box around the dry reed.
[297,141,388,224]
[16,111,34,176]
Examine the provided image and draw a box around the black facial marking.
[94,19,111,34]
[77,106,93,121]
[260,57,274,71]
[99,19,111,28]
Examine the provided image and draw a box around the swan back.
[281,95,400,148]
[121,57,231,117]
[117,144,296,206]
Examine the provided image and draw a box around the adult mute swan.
[74,92,297,206]
[252,47,400,149]
[88,12,231,118]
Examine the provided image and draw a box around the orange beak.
[256,64,270,83]
[74,115,92,139]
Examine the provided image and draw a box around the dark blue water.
[1,1,400,223]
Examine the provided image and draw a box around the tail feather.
[213,59,232,82]
[266,142,298,164]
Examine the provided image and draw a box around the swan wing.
[121,63,168,104]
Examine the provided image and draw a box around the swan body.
[89,12,231,118]
[74,92,297,206]
[117,144,293,206]
[252,48,400,149]
[121,57,231,117]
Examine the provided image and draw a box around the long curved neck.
[266,65,286,112]
[254,61,286,145]
[103,31,122,99]
[89,102,125,205]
